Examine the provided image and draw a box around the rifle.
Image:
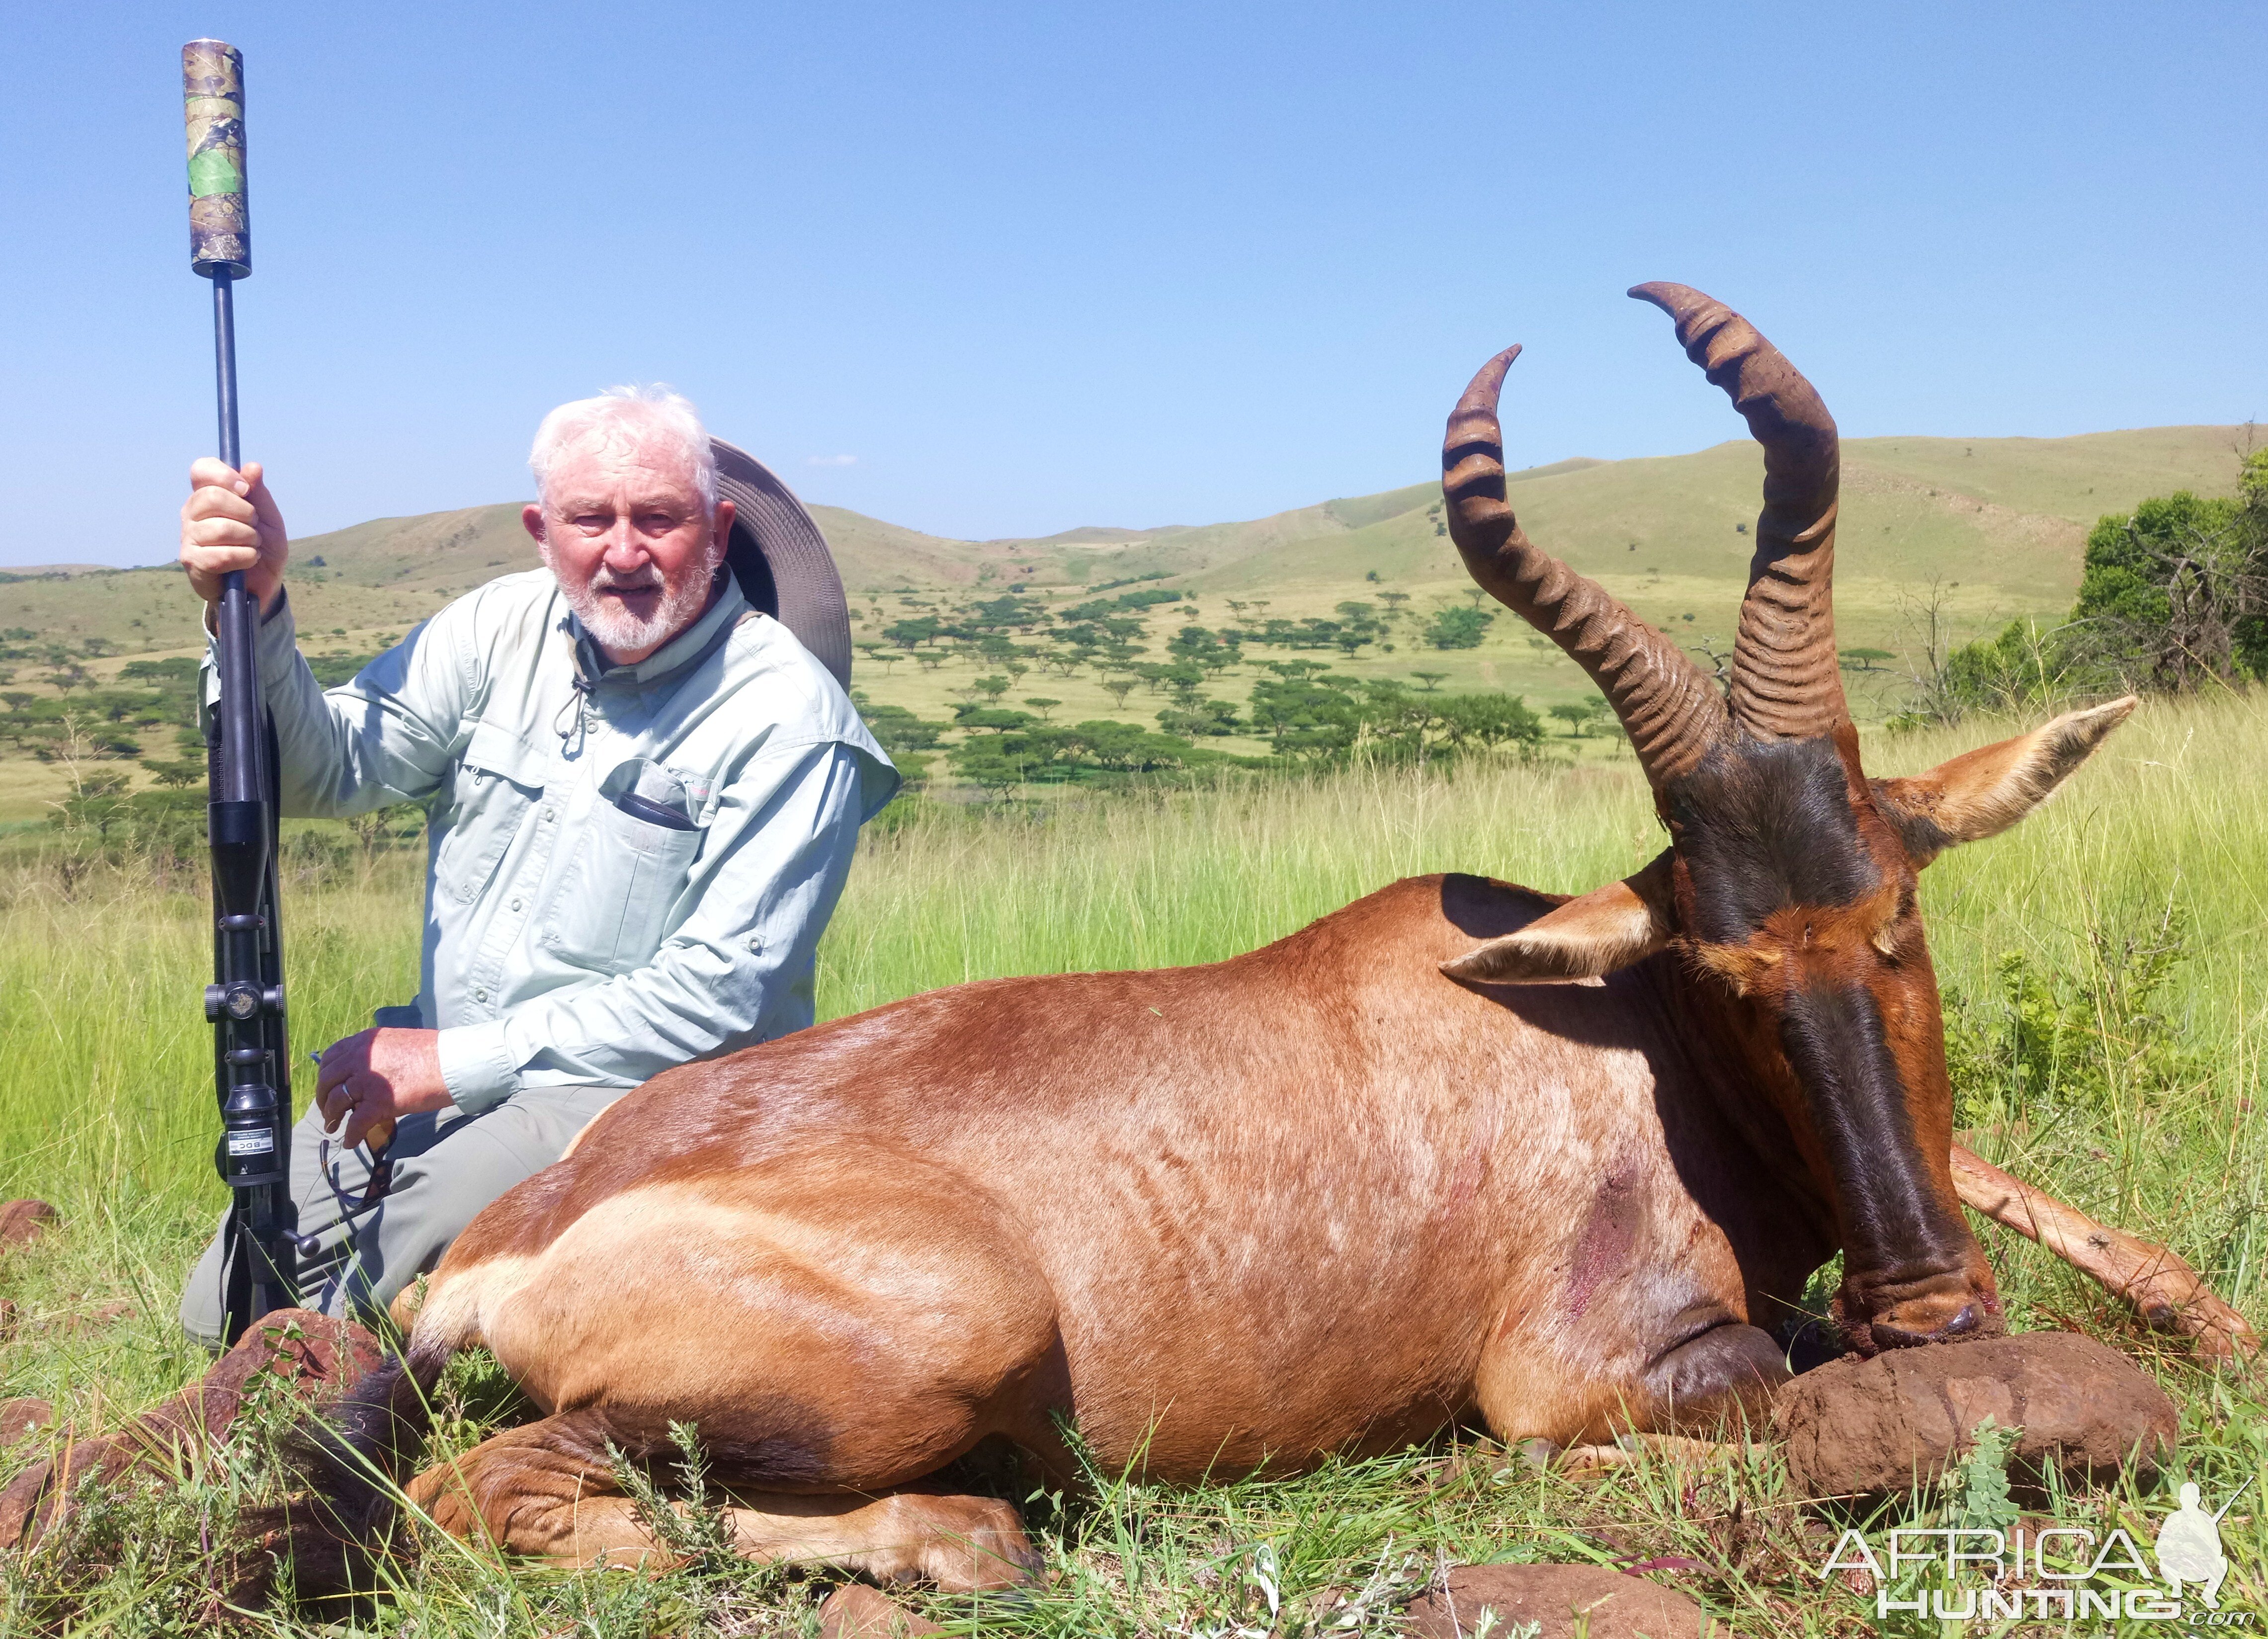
[185,40,297,1341]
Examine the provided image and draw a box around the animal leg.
[405,1411,1037,1589]
[1949,1145,2258,1362]
[404,1410,646,1566]
[721,1485,1038,1590]
[446,1143,1066,1493]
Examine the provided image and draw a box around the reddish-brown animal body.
[282,284,2167,1594]
[432,873,1824,1483]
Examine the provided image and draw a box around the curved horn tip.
[1454,343,1523,410]
[1627,281,1706,316]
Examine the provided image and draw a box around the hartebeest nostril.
[1869,1303,1986,1351]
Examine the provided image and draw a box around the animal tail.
[246,1337,454,1602]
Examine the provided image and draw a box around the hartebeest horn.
[1443,345,1729,789]
[1629,283,1846,743]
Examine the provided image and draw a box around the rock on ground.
[0,1307,383,1549]
[0,1399,54,1447]
[1405,1563,1713,1638]
[1774,1330,2177,1499]
[0,1200,58,1253]
[816,1583,944,1637]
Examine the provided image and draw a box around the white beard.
[552,555,718,658]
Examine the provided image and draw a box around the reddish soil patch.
[0,1307,384,1549]
[1405,1562,1712,1638]
[0,1399,54,1447]
[1774,1330,2177,1499]
[0,1200,59,1253]
[816,1583,944,1637]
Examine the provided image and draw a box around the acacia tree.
[1424,605,1493,649]
[1687,635,1734,692]
[1548,702,1595,738]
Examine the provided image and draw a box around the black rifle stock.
[186,39,297,1340]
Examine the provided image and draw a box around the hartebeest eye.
[1867,888,1917,959]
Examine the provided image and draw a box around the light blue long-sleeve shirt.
[207,569,897,1115]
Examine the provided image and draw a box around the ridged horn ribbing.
[1443,345,1728,789]
[1629,282,1847,742]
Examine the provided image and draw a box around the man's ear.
[1872,695,2137,866]
[1442,851,1675,984]
[521,503,547,545]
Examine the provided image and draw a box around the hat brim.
[712,437,853,689]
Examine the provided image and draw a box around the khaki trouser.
[179,1082,623,1349]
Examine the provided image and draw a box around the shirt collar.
[563,572,750,691]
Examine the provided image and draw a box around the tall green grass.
[825,755,1659,1008]
[1,691,2263,1634]
[2,692,2263,1330]
[0,846,423,1215]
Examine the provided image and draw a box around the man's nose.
[598,529,654,572]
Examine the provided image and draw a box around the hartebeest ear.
[1871,695,2138,866]
[1442,851,1676,983]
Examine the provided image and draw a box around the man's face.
[523,427,736,664]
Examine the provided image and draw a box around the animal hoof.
[818,1583,943,1637]
[911,1493,1042,1591]
[1646,1321,1788,1430]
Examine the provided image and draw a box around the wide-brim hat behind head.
[711,437,852,689]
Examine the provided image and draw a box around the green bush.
[1914,448,2266,722]
[1422,605,1493,649]
[1944,891,2200,1129]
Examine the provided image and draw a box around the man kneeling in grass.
[172,387,895,1346]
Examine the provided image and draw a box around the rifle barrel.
[212,271,240,471]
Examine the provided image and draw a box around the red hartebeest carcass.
[276,284,2251,1594]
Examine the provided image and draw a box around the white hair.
[528,384,718,514]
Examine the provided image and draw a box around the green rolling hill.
[0,423,2252,821]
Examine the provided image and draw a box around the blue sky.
[7,2,2262,568]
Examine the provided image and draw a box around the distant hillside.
[0,422,2250,727]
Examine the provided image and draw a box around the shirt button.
[473,986,489,1002]
[510,898,523,912]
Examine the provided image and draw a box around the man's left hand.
[316,1028,453,1151]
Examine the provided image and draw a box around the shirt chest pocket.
[436,722,550,908]
[539,784,706,977]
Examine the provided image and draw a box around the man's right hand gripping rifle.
[179,459,450,1158]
